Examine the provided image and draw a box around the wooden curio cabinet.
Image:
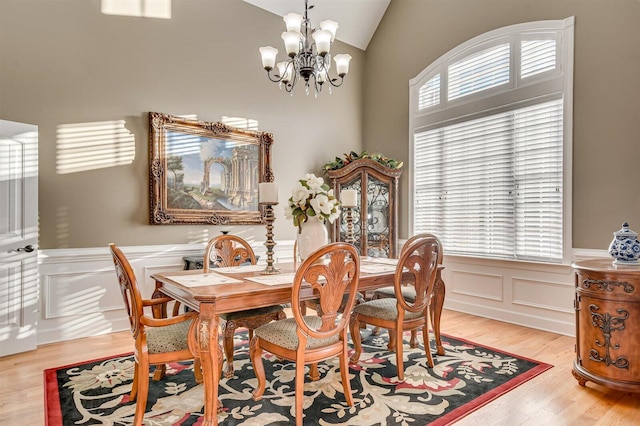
[327,158,402,258]
[572,259,640,392]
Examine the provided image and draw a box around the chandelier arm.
[325,75,345,88]
[266,69,285,83]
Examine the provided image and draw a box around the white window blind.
[414,98,563,262]
[418,74,440,110]
[521,40,556,78]
[448,44,510,100]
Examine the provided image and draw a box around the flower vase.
[297,219,329,261]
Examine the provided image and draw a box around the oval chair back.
[203,234,257,272]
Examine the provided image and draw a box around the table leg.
[193,304,222,426]
[430,270,446,356]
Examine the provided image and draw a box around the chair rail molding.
[37,241,296,345]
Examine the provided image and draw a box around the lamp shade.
[259,46,278,70]
[319,20,339,42]
[283,12,303,32]
[334,54,352,76]
[281,31,301,57]
[312,30,332,56]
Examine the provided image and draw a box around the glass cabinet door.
[365,176,390,257]
[329,158,401,258]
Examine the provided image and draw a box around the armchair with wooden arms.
[204,235,286,379]
[109,243,202,426]
[250,242,360,426]
[349,234,442,381]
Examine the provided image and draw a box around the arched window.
[409,18,574,263]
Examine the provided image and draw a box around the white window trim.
[408,17,575,265]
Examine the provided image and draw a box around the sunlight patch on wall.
[221,116,259,131]
[56,120,135,174]
[101,0,171,19]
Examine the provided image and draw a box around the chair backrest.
[203,235,257,272]
[291,242,360,339]
[109,243,144,338]
[394,234,442,314]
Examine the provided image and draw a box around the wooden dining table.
[151,258,446,426]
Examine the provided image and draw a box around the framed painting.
[149,112,274,225]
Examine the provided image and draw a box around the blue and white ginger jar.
[608,222,640,265]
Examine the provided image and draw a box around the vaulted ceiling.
[243,0,390,50]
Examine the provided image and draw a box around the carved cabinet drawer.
[572,259,640,392]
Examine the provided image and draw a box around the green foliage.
[321,150,403,173]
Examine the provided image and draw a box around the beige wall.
[363,0,640,249]
[0,0,364,249]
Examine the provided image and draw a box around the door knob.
[16,245,35,253]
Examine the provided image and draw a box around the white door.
[0,119,39,356]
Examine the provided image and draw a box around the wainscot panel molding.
[438,248,610,337]
[37,241,296,345]
[37,244,611,345]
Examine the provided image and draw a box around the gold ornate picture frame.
[149,112,274,225]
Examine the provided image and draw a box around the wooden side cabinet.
[327,158,402,258]
[572,259,640,392]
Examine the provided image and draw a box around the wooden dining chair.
[204,234,286,379]
[109,243,202,426]
[369,233,443,349]
[349,234,442,381]
[250,242,360,426]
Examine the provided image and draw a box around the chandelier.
[258,0,352,96]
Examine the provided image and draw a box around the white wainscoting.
[36,243,609,345]
[37,241,296,345]
[441,248,610,337]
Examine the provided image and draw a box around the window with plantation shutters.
[409,19,574,263]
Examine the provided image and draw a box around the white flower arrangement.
[285,173,341,231]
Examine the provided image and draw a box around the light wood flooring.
[1,309,638,425]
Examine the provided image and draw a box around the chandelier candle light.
[258,182,280,275]
[341,189,357,244]
[258,0,352,96]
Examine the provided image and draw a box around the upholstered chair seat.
[352,298,424,322]
[254,316,341,350]
[373,285,416,302]
[145,320,194,354]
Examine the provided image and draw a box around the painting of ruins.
[149,112,273,225]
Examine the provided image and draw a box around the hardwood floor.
[1,309,638,425]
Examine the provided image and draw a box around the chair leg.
[339,340,354,406]
[300,300,307,315]
[422,325,434,368]
[309,363,320,381]
[130,362,139,401]
[387,330,397,351]
[250,337,266,401]
[295,353,305,426]
[222,321,237,379]
[152,364,166,381]
[134,359,150,426]
[395,329,405,381]
[223,335,236,379]
[348,316,363,364]
[409,329,419,349]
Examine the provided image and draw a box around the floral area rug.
[44,329,552,425]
